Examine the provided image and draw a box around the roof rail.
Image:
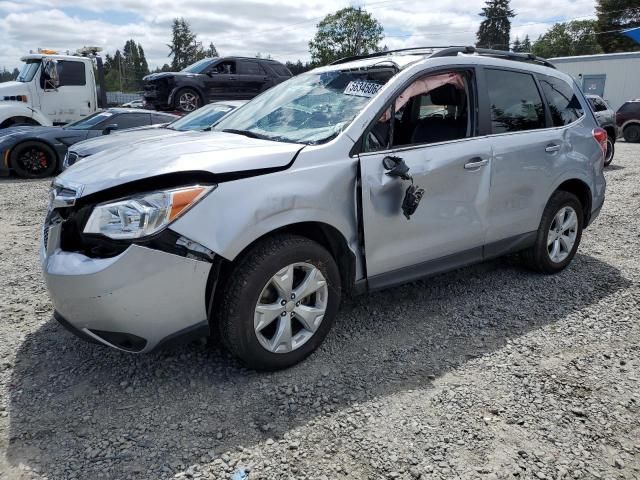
[431,46,556,69]
[329,45,556,69]
[329,46,467,65]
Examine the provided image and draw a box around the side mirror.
[382,155,412,181]
[102,124,118,135]
[42,59,60,90]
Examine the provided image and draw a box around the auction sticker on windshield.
[344,81,383,98]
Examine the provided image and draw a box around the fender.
[620,119,640,131]
[0,103,52,128]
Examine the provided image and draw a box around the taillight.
[593,127,607,155]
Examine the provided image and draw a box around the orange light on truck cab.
[169,186,207,221]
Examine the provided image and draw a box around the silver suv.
[42,47,607,370]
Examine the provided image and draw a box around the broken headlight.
[83,185,215,240]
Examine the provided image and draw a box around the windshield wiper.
[221,128,264,139]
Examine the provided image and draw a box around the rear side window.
[538,75,584,126]
[486,69,545,134]
[589,97,608,113]
[618,102,640,115]
[270,63,292,77]
[58,61,86,86]
[238,61,264,75]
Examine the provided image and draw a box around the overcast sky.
[0,0,597,72]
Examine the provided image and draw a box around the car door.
[357,68,492,286]
[236,60,269,98]
[203,60,237,101]
[482,68,583,246]
[37,59,92,125]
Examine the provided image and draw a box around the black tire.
[10,141,57,178]
[218,234,342,370]
[173,88,202,113]
[623,124,640,143]
[521,190,583,274]
[604,137,615,166]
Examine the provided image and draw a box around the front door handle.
[545,144,561,153]
[464,157,489,170]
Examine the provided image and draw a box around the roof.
[20,53,93,62]
[551,51,640,63]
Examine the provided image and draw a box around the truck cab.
[0,52,98,128]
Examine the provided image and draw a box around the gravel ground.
[0,143,639,480]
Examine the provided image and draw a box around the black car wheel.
[174,88,202,113]
[604,138,615,166]
[11,141,57,178]
[623,124,640,143]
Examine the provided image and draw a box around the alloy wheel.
[547,206,578,263]
[18,147,50,175]
[178,92,199,112]
[254,262,328,354]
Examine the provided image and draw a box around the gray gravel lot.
[0,144,639,480]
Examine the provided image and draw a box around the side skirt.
[364,232,536,292]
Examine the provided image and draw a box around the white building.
[550,51,640,110]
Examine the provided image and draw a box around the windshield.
[213,68,394,144]
[181,58,217,74]
[65,111,115,130]
[17,60,41,83]
[168,104,235,131]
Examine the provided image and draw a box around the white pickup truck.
[0,49,106,128]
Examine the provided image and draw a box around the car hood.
[0,125,61,140]
[58,131,304,197]
[143,72,200,81]
[72,127,179,156]
[0,81,30,99]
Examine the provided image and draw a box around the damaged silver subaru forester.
[42,47,607,370]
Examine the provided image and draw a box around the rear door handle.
[464,157,489,170]
[545,144,561,153]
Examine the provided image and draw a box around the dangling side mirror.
[382,155,412,181]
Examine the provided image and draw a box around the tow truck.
[0,47,107,128]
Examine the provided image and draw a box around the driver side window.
[365,71,472,152]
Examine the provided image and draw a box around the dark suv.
[586,94,618,166]
[143,57,292,113]
[616,99,640,143]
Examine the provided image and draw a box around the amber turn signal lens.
[169,186,207,221]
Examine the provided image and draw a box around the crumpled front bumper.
[40,225,212,353]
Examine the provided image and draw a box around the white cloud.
[0,0,597,73]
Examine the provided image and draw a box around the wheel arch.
[554,178,592,225]
[0,116,40,128]
[205,221,358,328]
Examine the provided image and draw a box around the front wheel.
[218,234,342,370]
[604,138,615,166]
[521,191,583,274]
[10,141,57,178]
[174,88,202,113]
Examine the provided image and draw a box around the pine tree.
[521,35,532,52]
[476,0,515,51]
[168,18,205,70]
[596,0,640,52]
[206,42,218,58]
[512,36,522,52]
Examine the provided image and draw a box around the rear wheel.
[218,234,341,370]
[623,124,640,143]
[521,191,583,274]
[174,88,202,113]
[604,137,615,166]
[10,141,57,178]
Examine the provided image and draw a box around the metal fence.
[106,91,142,106]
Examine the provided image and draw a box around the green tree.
[512,37,522,52]
[285,60,314,75]
[206,42,218,57]
[476,0,515,50]
[532,20,603,58]
[521,34,532,52]
[596,0,640,52]
[309,7,384,65]
[168,18,206,70]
